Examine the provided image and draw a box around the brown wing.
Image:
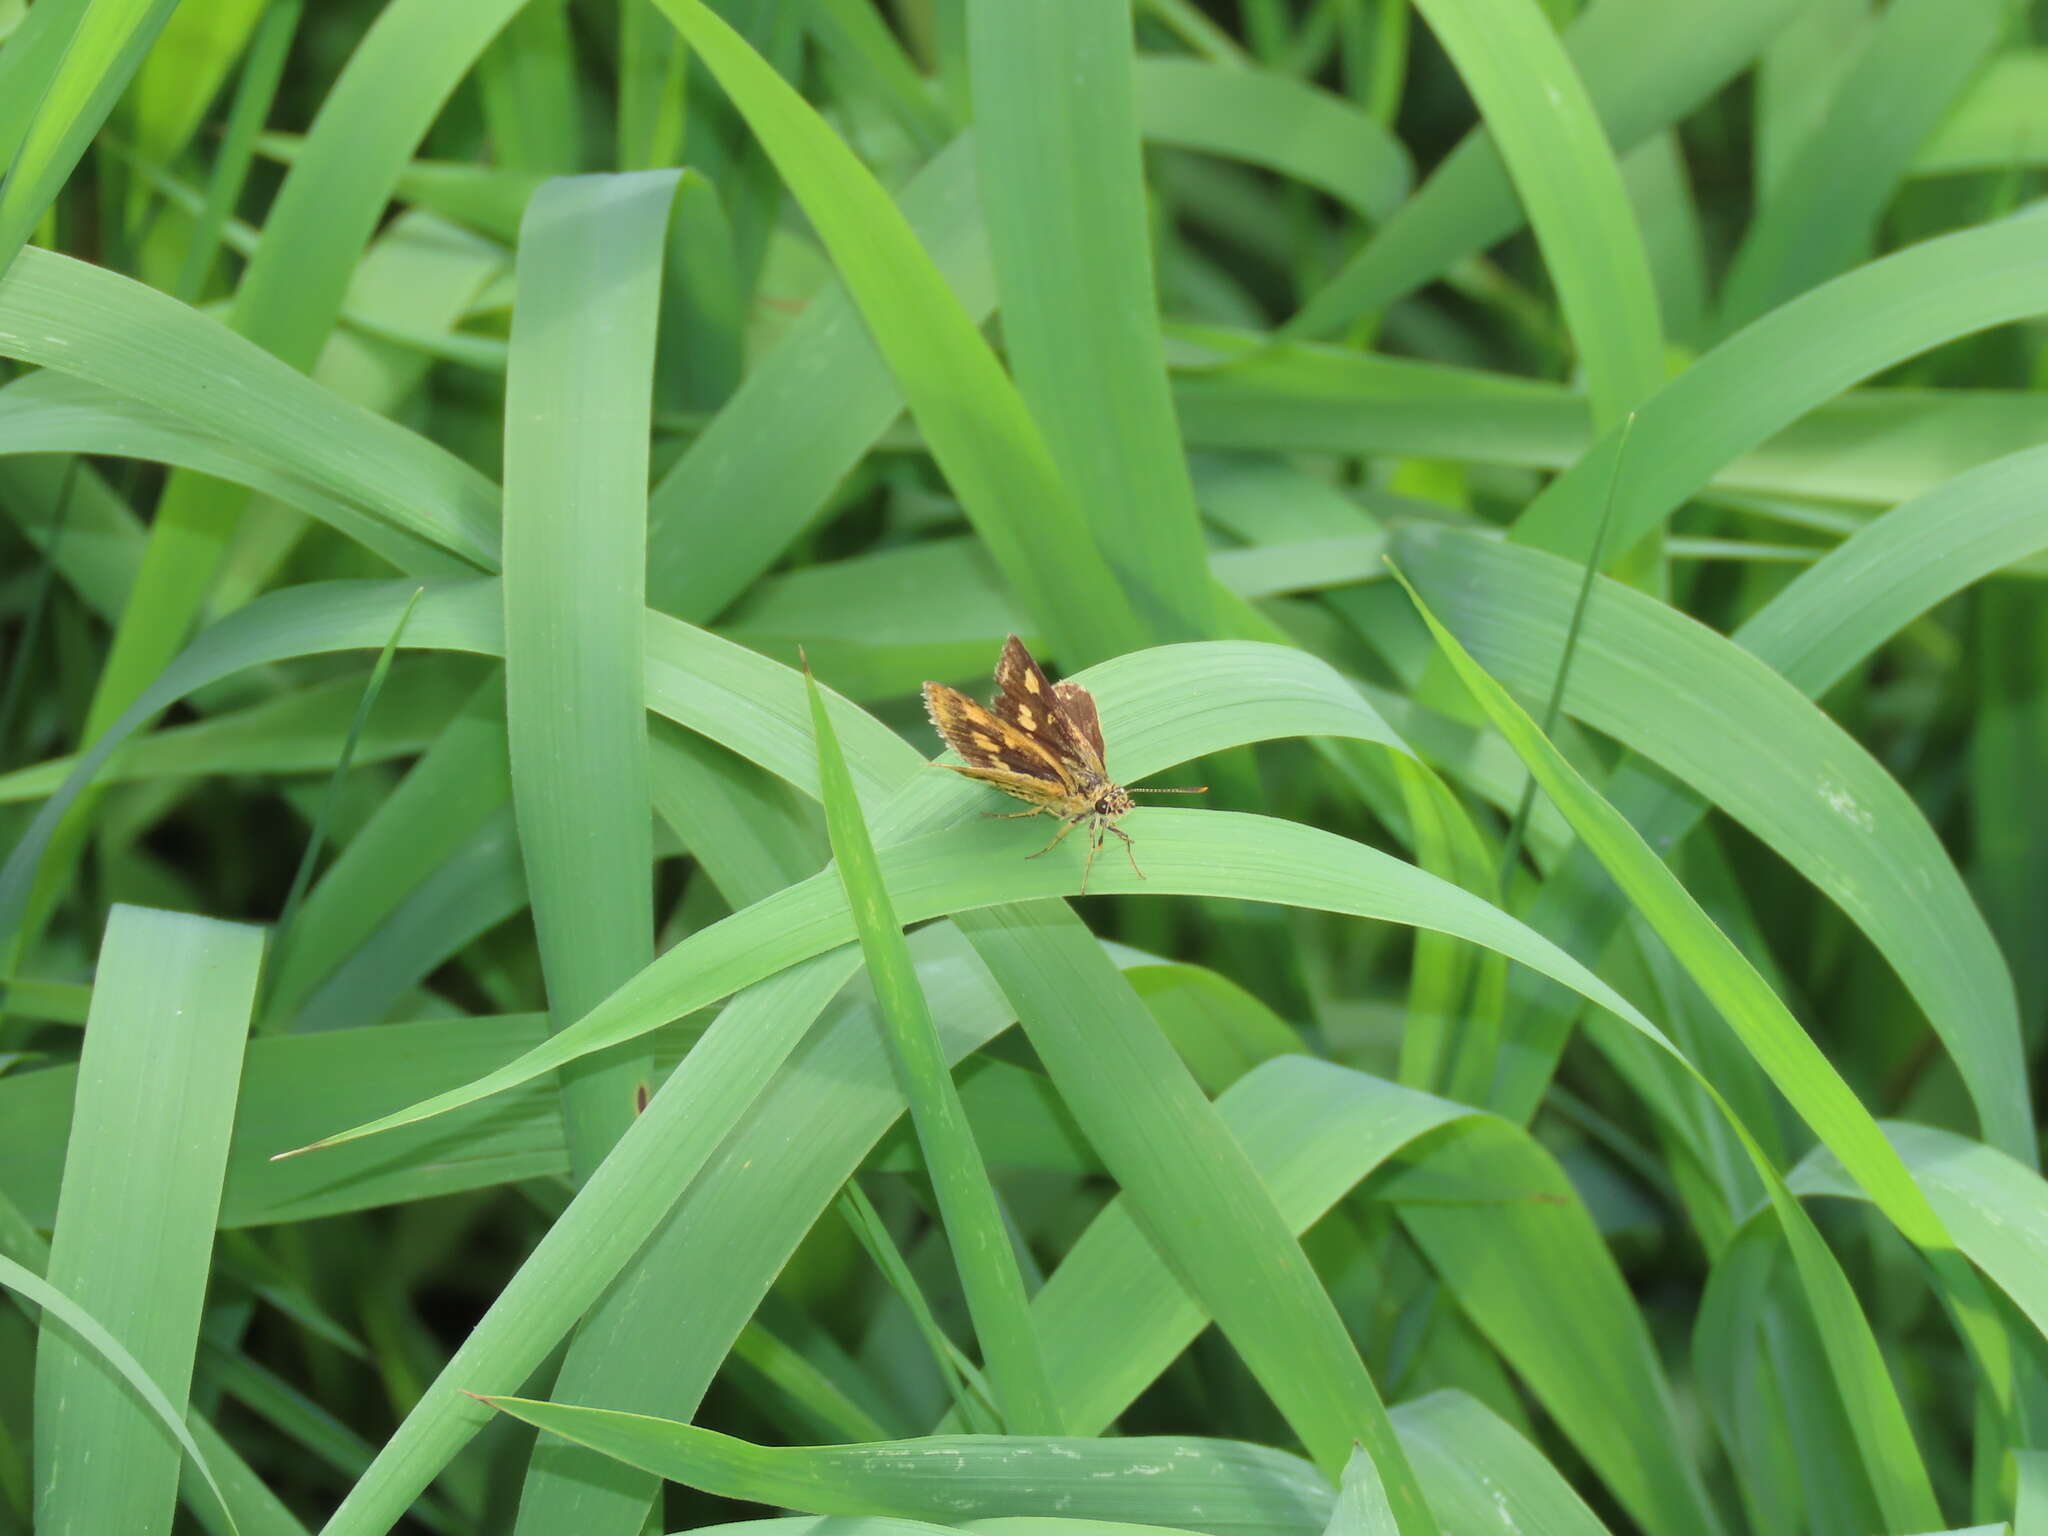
[991,634,1102,769]
[922,680,1074,787]
[941,762,1079,811]
[1051,680,1106,772]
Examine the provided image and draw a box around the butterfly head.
[1095,785,1134,821]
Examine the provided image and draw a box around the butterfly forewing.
[922,680,1080,799]
[991,635,1102,772]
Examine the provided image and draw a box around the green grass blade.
[1133,58,1412,220]
[643,135,990,621]
[950,904,1433,1520]
[271,800,1672,1163]
[1396,524,2034,1164]
[0,249,500,570]
[501,171,672,1179]
[1787,1122,2048,1346]
[969,0,1214,640]
[311,953,860,1536]
[262,671,509,1028]
[1404,0,1661,432]
[646,0,1143,665]
[0,0,181,273]
[170,0,297,304]
[121,0,264,173]
[476,1409,1339,1536]
[1325,1446,1399,1536]
[1391,565,2005,1527]
[1480,445,2048,1125]
[266,587,424,997]
[475,0,582,175]
[1512,206,2048,564]
[836,1179,1000,1434]
[1286,0,1798,336]
[805,658,1057,1431]
[0,0,90,167]
[0,1251,238,1529]
[1393,1393,1618,1536]
[0,1012,561,1230]
[986,1054,1713,1535]
[227,0,524,375]
[1717,0,2005,333]
[33,904,263,1535]
[509,186,676,1496]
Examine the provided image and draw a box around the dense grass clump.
[2,2,2046,1534]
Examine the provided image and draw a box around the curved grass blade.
[1286,0,1800,338]
[475,1409,1337,1536]
[1134,58,1412,220]
[270,808,1679,1160]
[1716,0,2005,333]
[0,1252,238,1532]
[645,0,1141,665]
[1392,564,2009,1527]
[0,579,1399,948]
[1395,523,2034,1164]
[969,0,1214,640]
[1512,205,2048,564]
[0,0,182,274]
[1404,0,1661,433]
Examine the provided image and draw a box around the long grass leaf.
[969,0,1214,640]
[1404,0,1660,432]
[33,904,262,1535]
[0,0,182,273]
[806,658,1057,1431]
[645,0,1142,665]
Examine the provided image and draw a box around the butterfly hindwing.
[1051,680,1106,771]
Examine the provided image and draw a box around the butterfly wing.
[991,635,1106,775]
[922,680,1079,800]
[1051,680,1106,772]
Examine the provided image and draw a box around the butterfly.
[922,636,1205,894]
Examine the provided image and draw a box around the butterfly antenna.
[1130,785,1207,794]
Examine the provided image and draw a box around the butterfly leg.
[1024,816,1083,860]
[1106,822,1145,881]
[1079,829,1102,896]
[982,808,1046,820]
